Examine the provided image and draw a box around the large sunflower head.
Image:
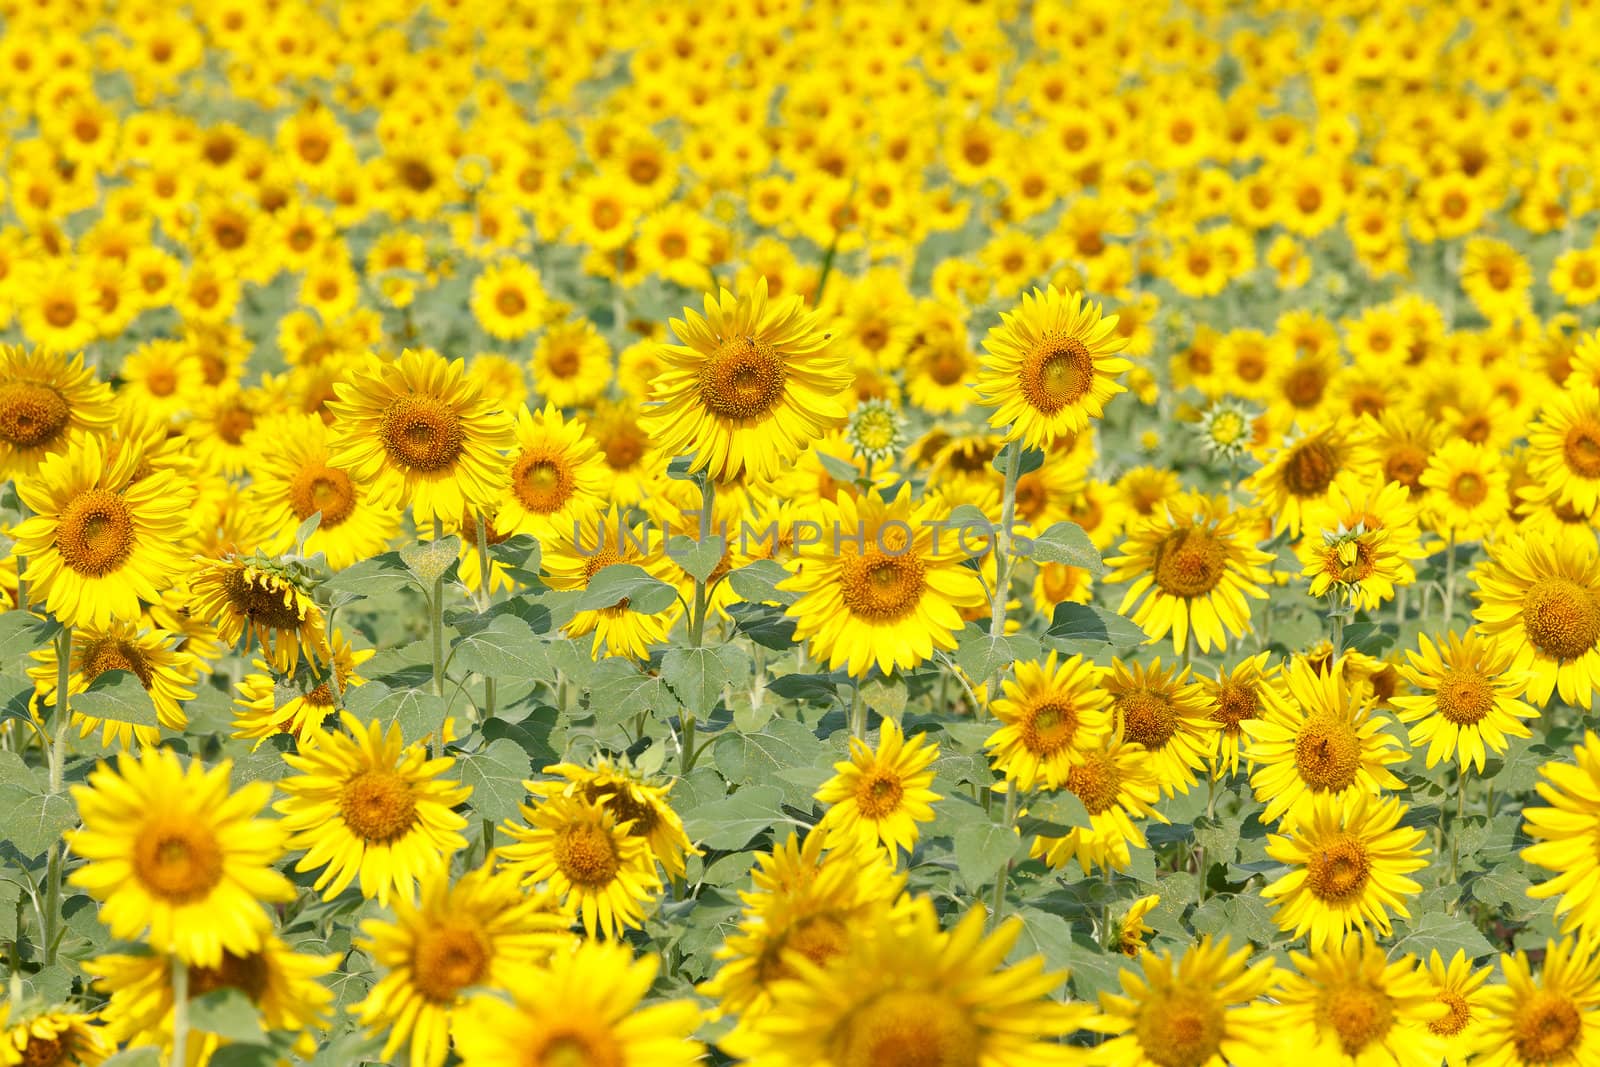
[1526,381,1600,523]
[1268,935,1447,1062]
[1472,527,1600,708]
[975,284,1132,448]
[814,717,943,859]
[0,343,116,476]
[1104,656,1219,798]
[495,404,609,541]
[1031,726,1168,876]
[641,277,852,483]
[1246,420,1378,536]
[1392,629,1538,773]
[985,651,1112,791]
[531,757,698,879]
[187,554,327,674]
[1521,731,1600,941]
[28,620,197,749]
[1471,939,1600,1067]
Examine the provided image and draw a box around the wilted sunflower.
[1472,528,1600,708]
[28,620,197,749]
[188,555,327,673]
[531,757,698,879]
[975,284,1131,449]
[1262,791,1429,947]
[642,278,852,483]
[494,404,608,541]
[328,348,514,524]
[497,792,662,939]
[454,941,706,1067]
[0,343,116,476]
[0,1007,114,1066]
[66,746,293,967]
[1105,657,1218,797]
[354,860,574,1067]
[1088,936,1279,1066]
[1107,492,1272,656]
[780,485,987,678]
[1265,935,1447,1064]
[984,652,1111,791]
[1392,630,1537,773]
[274,712,472,907]
[1470,939,1600,1067]
[1521,731,1600,940]
[1114,893,1161,957]
[815,718,941,859]
[13,432,192,629]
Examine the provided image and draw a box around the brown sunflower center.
[338,770,418,843]
[1067,751,1123,815]
[1452,472,1487,506]
[221,568,308,630]
[1383,445,1428,493]
[1210,680,1260,731]
[555,821,622,887]
[1430,990,1472,1037]
[1282,440,1339,497]
[1118,691,1177,751]
[1294,714,1363,793]
[133,820,225,904]
[511,451,575,514]
[585,784,659,838]
[43,297,77,328]
[216,402,256,445]
[1323,981,1395,1056]
[1022,701,1080,756]
[1435,668,1494,725]
[1521,577,1600,661]
[410,921,490,1003]
[0,381,71,448]
[56,488,136,577]
[1153,526,1228,597]
[81,637,154,688]
[840,552,927,623]
[379,395,465,473]
[529,1025,625,1067]
[1284,364,1328,409]
[287,463,356,527]
[145,366,177,395]
[190,950,270,1001]
[1305,833,1372,903]
[600,425,647,470]
[1512,991,1582,1062]
[698,336,787,421]
[840,990,977,1067]
[1020,335,1094,415]
[853,770,906,820]
[1133,990,1226,1067]
[1563,419,1600,478]
[928,345,967,386]
[494,288,526,317]
[20,1034,66,1067]
[783,913,850,972]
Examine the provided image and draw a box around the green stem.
[1443,531,1457,626]
[849,683,865,740]
[985,444,1023,711]
[14,554,25,614]
[990,786,1018,924]
[813,231,842,307]
[474,512,496,721]
[170,955,190,1066]
[680,712,698,774]
[430,576,445,757]
[43,625,71,964]
[1329,597,1345,659]
[689,475,715,648]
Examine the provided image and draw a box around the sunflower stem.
[813,231,842,307]
[848,682,865,740]
[14,554,25,615]
[1328,596,1344,659]
[473,511,496,721]
[42,625,72,965]
[170,955,190,1066]
[429,575,445,758]
[989,786,1018,925]
[689,475,715,648]
[1443,531,1457,626]
[985,443,1024,713]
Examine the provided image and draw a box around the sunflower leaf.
[662,645,751,714]
[1020,521,1106,574]
[99,1049,164,1067]
[667,533,726,584]
[449,614,539,679]
[726,560,796,606]
[2,789,77,859]
[454,738,532,827]
[72,669,159,726]
[400,536,461,585]
[189,987,267,1042]
[322,552,418,602]
[575,563,677,615]
[1043,603,1146,651]
[1015,791,1093,837]
[681,784,786,849]
[953,817,1028,894]
[586,658,683,727]
[1389,911,1497,962]
[0,610,58,668]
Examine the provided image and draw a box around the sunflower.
[354,860,575,1067]
[984,652,1112,791]
[1242,655,1408,827]
[469,258,547,341]
[0,1007,113,1066]
[230,629,374,745]
[815,718,941,859]
[0,344,116,476]
[274,712,471,907]
[1031,727,1166,876]
[1265,935,1447,1064]
[531,757,697,879]
[247,413,400,570]
[454,940,705,1067]
[1088,936,1280,1066]
[497,791,663,939]
[779,485,987,678]
[328,348,514,524]
[1470,939,1600,1067]
[641,278,851,483]
[719,900,1091,1067]
[1108,492,1272,656]
[1425,949,1493,1066]
[1262,791,1428,947]
[66,746,293,967]
[529,317,610,409]
[1246,421,1378,536]
[1419,439,1510,540]
[1392,630,1538,773]
[187,556,327,673]
[494,404,608,542]
[83,935,337,1060]
[28,621,197,749]
[1472,528,1600,708]
[1114,893,1161,957]
[541,506,679,660]
[1200,652,1291,779]
[1104,657,1218,798]
[12,432,192,629]
[1520,730,1600,939]
[1525,382,1600,518]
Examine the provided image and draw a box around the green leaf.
[1020,521,1106,575]
[1470,864,1535,912]
[189,988,266,1042]
[0,676,35,727]
[953,820,1026,894]
[816,451,861,483]
[585,659,682,727]
[401,537,461,585]
[1344,621,1397,657]
[100,1049,164,1067]
[3,789,77,859]
[0,611,57,668]
[682,785,787,849]
[1015,791,1092,837]
[857,676,907,726]
[667,533,726,583]
[292,512,322,554]
[663,645,752,714]
[726,560,796,605]
[575,564,677,615]
[712,718,823,807]
[953,626,1041,684]
[450,614,539,678]
[1043,603,1146,651]
[1390,912,1497,962]
[1189,893,1279,947]
[209,1045,290,1067]
[71,670,158,726]
[322,552,416,601]
[455,739,531,826]
[994,443,1045,476]
[341,684,446,743]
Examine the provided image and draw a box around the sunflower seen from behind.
[1472,527,1600,708]
[1392,630,1538,773]
[814,717,941,859]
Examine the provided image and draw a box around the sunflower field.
[8,0,1600,1064]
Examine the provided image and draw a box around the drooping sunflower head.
[188,554,327,673]
[532,756,699,879]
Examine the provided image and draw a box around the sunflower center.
[1563,420,1600,478]
[1210,681,1259,731]
[600,425,646,470]
[56,488,136,577]
[1133,990,1226,1067]
[338,770,418,843]
[220,568,308,630]
[511,452,575,514]
[1435,668,1494,725]
[0,381,71,448]
[1293,715,1362,793]
[1521,577,1600,661]
[586,785,659,838]
[1323,982,1395,1056]
[495,288,526,317]
[81,637,154,688]
[530,1025,625,1067]
[132,821,225,904]
[1324,538,1375,584]
[1118,691,1176,751]
[853,770,906,820]
[1430,990,1472,1037]
[840,990,979,1067]
[840,552,927,623]
[1022,701,1080,756]
[410,921,490,1003]
[1452,472,1487,506]
[1284,364,1328,408]
[698,336,787,421]
[1512,991,1582,1062]
[785,913,849,970]
[1283,440,1339,497]
[1020,336,1094,415]
[928,346,967,385]
[43,297,77,328]
[378,395,465,473]
[19,1035,65,1067]
[216,403,256,445]
[145,366,177,395]
[1067,751,1123,814]
[1305,833,1372,903]
[190,950,271,1001]
[287,463,356,527]
[555,821,622,887]
[1382,446,1426,491]
[1152,526,1228,597]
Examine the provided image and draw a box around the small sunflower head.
[847,398,905,465]
[1196,399,1256,463]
